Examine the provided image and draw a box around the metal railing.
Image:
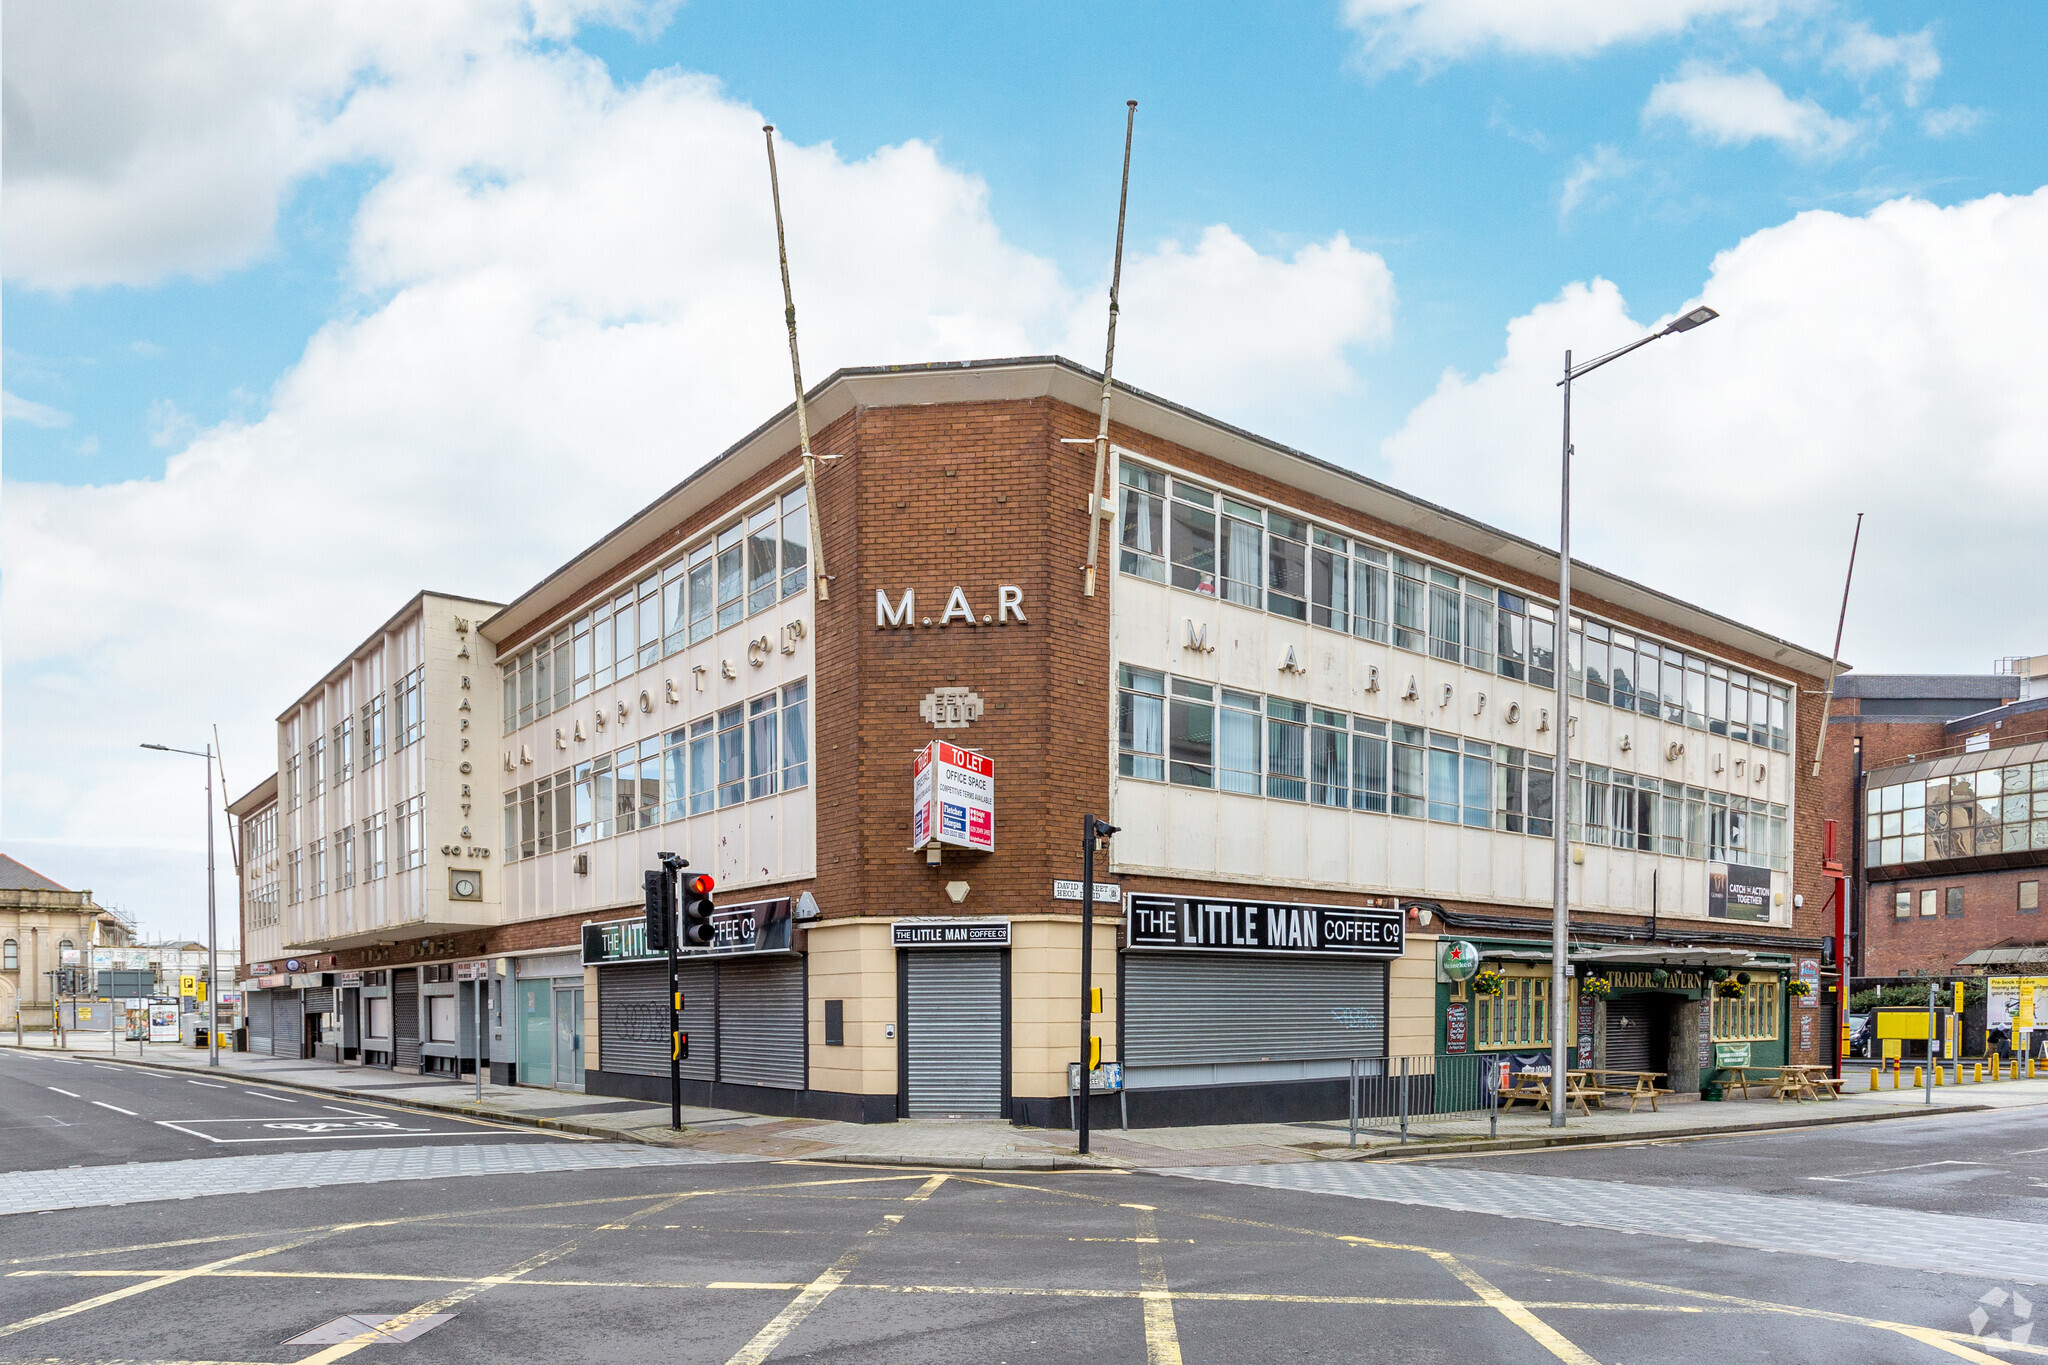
[1348,1053,1499,1145]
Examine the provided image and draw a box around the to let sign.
[913,741,994,852]
[1126,895,1403,958]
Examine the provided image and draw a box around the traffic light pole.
[1078,814,1117,1157]
[668,881,683,1133]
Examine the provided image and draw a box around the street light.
[1547,306,1719,1128]
[141,742,220,1068]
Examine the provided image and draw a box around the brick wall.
[1862,868,2045,977]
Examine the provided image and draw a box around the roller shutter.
[303,987,335,1015]
[1123,954,1386,1066]
[393,971,420,1071]
[597,961,713,1081]
[270,994,302,1059]
[1604,996,1656,1073]
[246,990,273,1049]
[904,951,1003,1118]
[1819,998,1839,1067]
[717,958,806,1090]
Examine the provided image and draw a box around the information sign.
[912,741,994,852]
[148,1004,180,1043]
[891,918,1011,948]
[1444,1001,1469,1053]
[1052,880,1121,903]
[1126,894,1402,958]
[1707,862,1772,920]
[1714,1041,1751,1068]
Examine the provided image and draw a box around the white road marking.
[244,1090,297,1103]
[47,1087,79,1098]
[323,1106,375,1116]
[187,1080,227,1088]
[92,1101,139,1116]
[1807,1159,1985,1183]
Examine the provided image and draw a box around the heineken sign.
[582,898,795,966]
[1126,894,1403,958]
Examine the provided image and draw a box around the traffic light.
[643,868,673,951]
[681,874,717,947]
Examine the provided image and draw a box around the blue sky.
[5,0,2047,940]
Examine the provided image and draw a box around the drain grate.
[285,1313,455,1345]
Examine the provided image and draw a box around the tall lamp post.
[142,742,220,1067]
[1548,305,1718,1128]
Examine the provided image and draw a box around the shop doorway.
[901,950,1005,1118]
[1605,994,1675,1075]
[552,985,585,1090]
[518,980,553,1088]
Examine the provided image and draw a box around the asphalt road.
[1435,1105,2048,1223]
[0,1047,569,1170]
[2,1096,2043,1364]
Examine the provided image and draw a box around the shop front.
[1114,893,1403,1126]
[513,951,587,1089]
[585,895,809,1111]
[893,917,1011,1119]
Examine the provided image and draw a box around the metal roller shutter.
[1123,955,1387,1066]
[246,990,272,1048]
[597,962,713,1081]
[1604,996,1656,1073]
[304,987,335,1015]
[1819,998,1839,1067]
[270,995,302,1059]
[717,959,805,1090]
[904,951,1003,1118]
[393,972,420,1071]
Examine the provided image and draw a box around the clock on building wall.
[449,871,482,902]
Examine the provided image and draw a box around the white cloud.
[1342,0,1788,71]
[3,389,70,427]
[1921,105,1985,139]
[1559,144,1633,219]
[145,398,197,449]
[1828,21,1940,106]
[1381,187,2048,675]
[0,6,1395,938]
[1643,64,1858,156]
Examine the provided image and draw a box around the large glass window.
[1427,732,1461,822]
[573,761,595,844]
[1462,740,1492,828]
[780,486,809,598]
[1218,689,1262,795]
[716,705,746,807]
[1118,666,1165,780]
[1496,747,1526,833]
[594,604,615,690]
[687,719,715,816]
[1662,645,1686,725]
[662,733,688,822]
[1309,708,1348,807]
[1528,602,1557,691]
[1265,698,1308,801]
[611,747,637,831]
[1610,630,1635,712]
[613,590,637,680]
[1391,555,1427,653]
[687,543,715,644]
[1495,591,1525,681]
[747,693,778,799]
[1463,587,1494,672]
[573,616,594,698]
[1428,569,1461,664]
[1707,663,1729,736]
[1391,723,1425,817]
[1311,529,1348,631]
[1168,679,1215,788]
[1583,621,1609,705]
[747,505,779,614]
[662,565,687,657]
[1684,655,1708,730]
[1528,754,1555,838]
[1353,718,1388,813]
[1219,498,1263,608]
[1353,547,1389,644]
[1727,669,1750,743]
[716,522,746,629]
[1475,975,1550,1049]
[502,664,518,736]
[592,753,614,838]
[636,576,660,670]
[1636,639,1662,718]
[782,681,810,790]
[552,628,573,713]
[1266,513,1308,621]
[1169,481,1218,594]
[1118,463,1167,583]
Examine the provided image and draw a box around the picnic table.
[1584,1068,1673,1113]
[1500,1070,1601,1116]
[1772,1064,1845,1102]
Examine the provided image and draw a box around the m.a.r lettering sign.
[1125,895,1403,958]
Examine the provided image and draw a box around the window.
[716,521,746,628]
[1612,774,1636,849]
[660,564,688,659]
[1118,666,1165,780]
[288,849,303,905]
[687,542,715,645]
[1390,555,1427,653]
[1265,513,1308,621]
[1584,621,1609,705]
[782,681,810,790]
[716,705,746,807]
[747,693,779,799]
[3,940,16,970]
[1768,684,1790,751]
[630,740,659,828]
[309,838,327,898]
[395,667,425,749]
[747,505,779,614]
[363,695,387,763]
[397,796,425,870]
[636,575,660,670]
[1946,886,1964,918]
[1220,497,1263,608]
[534,641,553,719]
[576,613,597,692]
[1528,603,1556,690]
[1463,586,1494,672]
[363,812,387,881]
[551,627,573,713]
[1218,689,1262,795]
[1636,639,1662,719]
[1892,890,1911,920]
[1352,547,1389,644]
[1169,480,1218,594]
[1712,979,1779,1041]
[1118,462,1167,583]
[284,751,300,812]
[594,602,616,688]
[687,718,715,815]
[573,760,595,844]
[1353,718,1388,813]
[1427,569,1461,663]
[1474,974,1549,1048]
[1168,679,1215,788]
[334,716,354,783]
[1707,663,1729,736]
[308,736,326,801]
[1610,630,1635,712]
[516,651,534,728]
[1684,655,1708,730]
[1528,754,1555,838]
[1497,747,1526,833]
[1310,529,1348,630]
[1265,698,1307,801]
[1309,709,1348,807]
[780,486,810,598]
[1727,670,1749,743]
[335,826,355,891]
[1566,617,1584,698]
[1391,723,1425,817]
[1427,732,1461,823]
[2022,881,2040,913]
[1494,592,1526,681]
[1919,888,1938,917]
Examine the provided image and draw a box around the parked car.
[1848,1013,1874,1058]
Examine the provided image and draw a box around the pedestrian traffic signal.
[681,873,717,947]
[643,868,674,950]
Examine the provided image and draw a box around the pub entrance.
[1604,993,1676,1075]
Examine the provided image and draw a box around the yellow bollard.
[1892,1064,1902,1089]
[1914,1065,1924,1087]
[1973,1062,1983,1083]
[1868,1067,1879,1091]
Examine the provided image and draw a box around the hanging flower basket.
[1785,978,1812,999]
[1470,969,1505,997]
[1715,978,1747,999]
[1736,970,1752,985]
[1580,975,1612,999]
[1711,967,1732,983]
[1649,968,1671,988]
